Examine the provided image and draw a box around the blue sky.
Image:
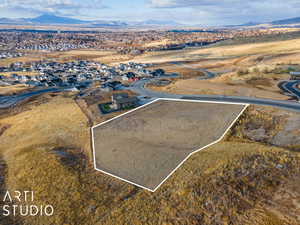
[0,0,300,25]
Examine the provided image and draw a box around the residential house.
[111,93,138,110]
[290,72,300,80]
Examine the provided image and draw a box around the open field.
[149,78,289,100]
[126,37,300,64]
[0,49,130,67]
[191,38,300,59]
[143,39,176,48]
[229,105,300,149]
[0,94,90,156]
[100,142,300,225]
[149,63,205,79]
[211,29,300,47]
[92,99,246,190]
[128,37,300,100]
[49,49,132,64]
[0,54,42,67]
[0,93,300,224]
[128,37,300,71]
[0,93,94,224]
[0,71,39,77]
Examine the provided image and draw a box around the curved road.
[128,78,300,112]
[0,88,63,109]
[279,80,300,100]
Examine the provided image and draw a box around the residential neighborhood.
[0,28,289,54]
[0,60,165,91]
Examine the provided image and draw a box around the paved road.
[279,80,300,100]
[0,88,64,109]
[129,78,183,99]
[128,78,300,112]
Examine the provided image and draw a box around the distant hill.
[134,19,181,26]
[271,17,300,25]
[89,20,128,27]
[228,17,300,28]
[29,14,87,24]
[0,14,181,28]
[0,17,26,24]
[0,14,87,25]
[239,21,261,26]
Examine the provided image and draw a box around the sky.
[0,0,300,26]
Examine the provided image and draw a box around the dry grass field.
[0,49,130,67]
[0,71,39,77]
[127,37,300,64]
[0,53,40,67]
[143,39,176,48]
[0,84,32,95]
[149,78,288,100]
[132,37,300,99]
[99,142,300,225]
[48,49,132,64]
[229,105,300,149]
[0,32,300,224]
[0,93,299,224]
[149,63,205,79]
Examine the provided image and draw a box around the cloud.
[149,0,223,8]
[148,0,300,25]
[0,0,106,16]
[0,0,299,25]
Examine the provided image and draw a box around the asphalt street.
[0,88,63,109]
[280,80,300,100]
[128,78,300,112]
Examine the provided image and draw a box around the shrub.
[237,69,249,76]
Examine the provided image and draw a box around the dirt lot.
[92,99,246,190]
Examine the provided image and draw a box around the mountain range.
[0,14,300,28]
[235,17,300,27]
[271,17,300,25]
[29,14,85,24]
[0,13,181,27]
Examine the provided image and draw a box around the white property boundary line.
[91,98,249,192]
